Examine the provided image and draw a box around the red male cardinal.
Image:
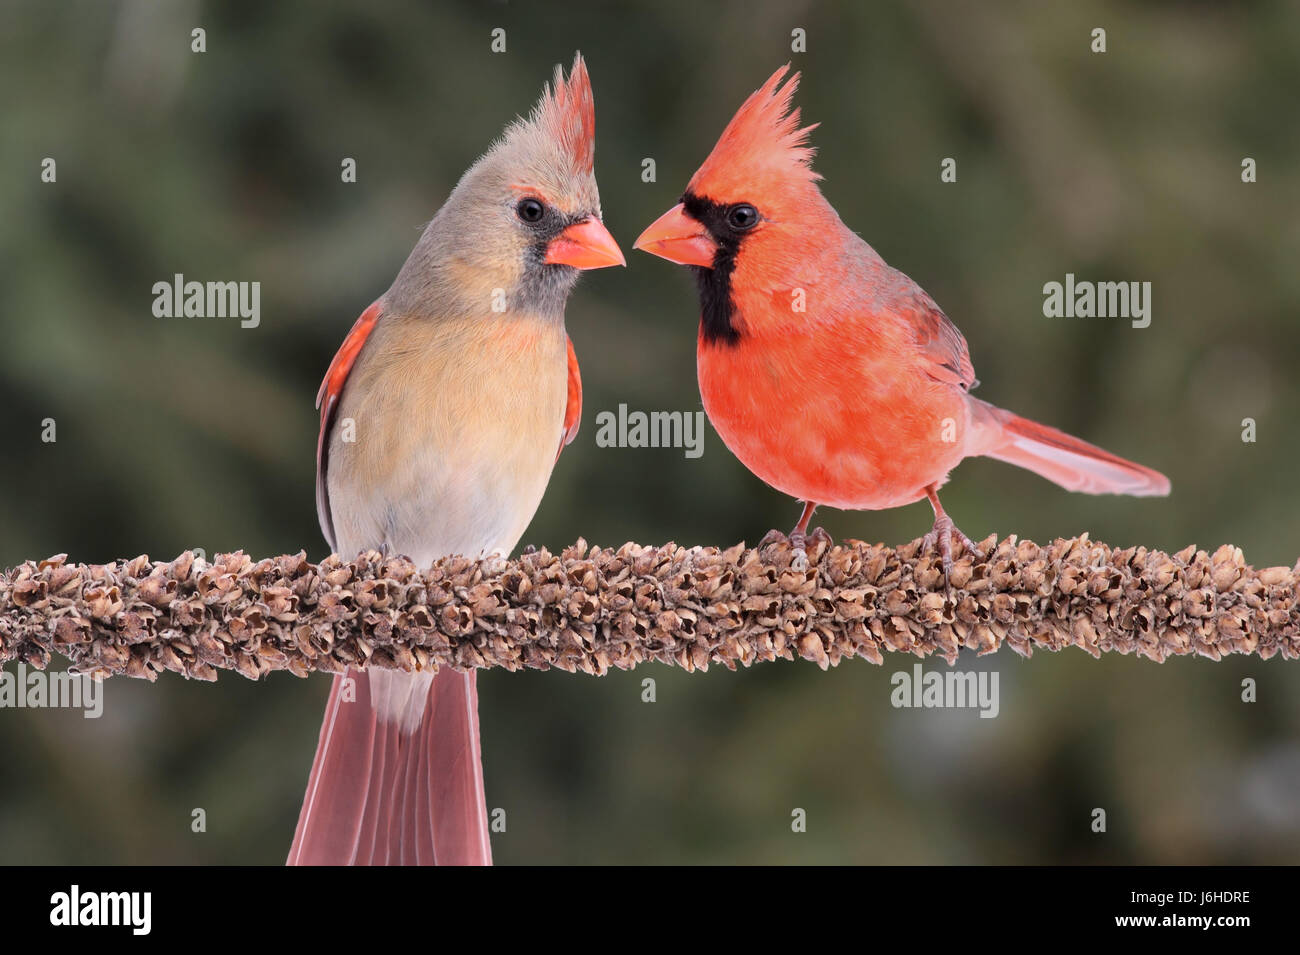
[634,66,1168,570]
[289,54,623,866]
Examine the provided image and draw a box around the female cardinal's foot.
[920,485,978,581]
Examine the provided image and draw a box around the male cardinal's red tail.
[969,398,1170,497]
[287,669,491,866]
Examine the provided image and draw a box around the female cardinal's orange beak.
[633,203,718,267]
[545,217,626,269]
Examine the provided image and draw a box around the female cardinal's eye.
[727,203,760,231]
[516,197,546,223]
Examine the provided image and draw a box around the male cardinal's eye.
[516,197,546,223]
[727,203,760,231]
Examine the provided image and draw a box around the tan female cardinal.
[634,65,1168,570]
[289,54,622,866]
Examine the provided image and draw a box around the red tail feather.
[288,668,492,866]
[970,398,1170,497]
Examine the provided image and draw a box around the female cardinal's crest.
[528,53,596,180]
[688,64,821,198]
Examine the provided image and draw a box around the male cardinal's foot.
[920,485,978,582]
[789,526,833,570]
[761,501,828,570]
[920,514,978,579]
[760,526,831,569]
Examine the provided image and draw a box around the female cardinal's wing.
[557,333,581,461]
[316,300,382,551]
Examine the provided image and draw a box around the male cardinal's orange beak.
[633,203,718,267]
[545,217,626,269]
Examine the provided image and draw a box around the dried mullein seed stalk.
[0,537,1296,682]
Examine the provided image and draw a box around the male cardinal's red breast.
[289,54,623,866]
[634,65,1168,570]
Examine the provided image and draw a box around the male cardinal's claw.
[789,526,835,571]
[756,527,810,568]
[920,515,977,581]
[790,543,809,571]
[758,528,809,568]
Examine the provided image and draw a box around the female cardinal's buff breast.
[321,56,621,563]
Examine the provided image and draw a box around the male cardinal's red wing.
[899,284,978,392]
[557,333,582,461]
[316,300,382,551]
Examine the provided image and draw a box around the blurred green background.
[2,0,1299,864]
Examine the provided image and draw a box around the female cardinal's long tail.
[968,397,1170,497]
[287,668,491,866]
